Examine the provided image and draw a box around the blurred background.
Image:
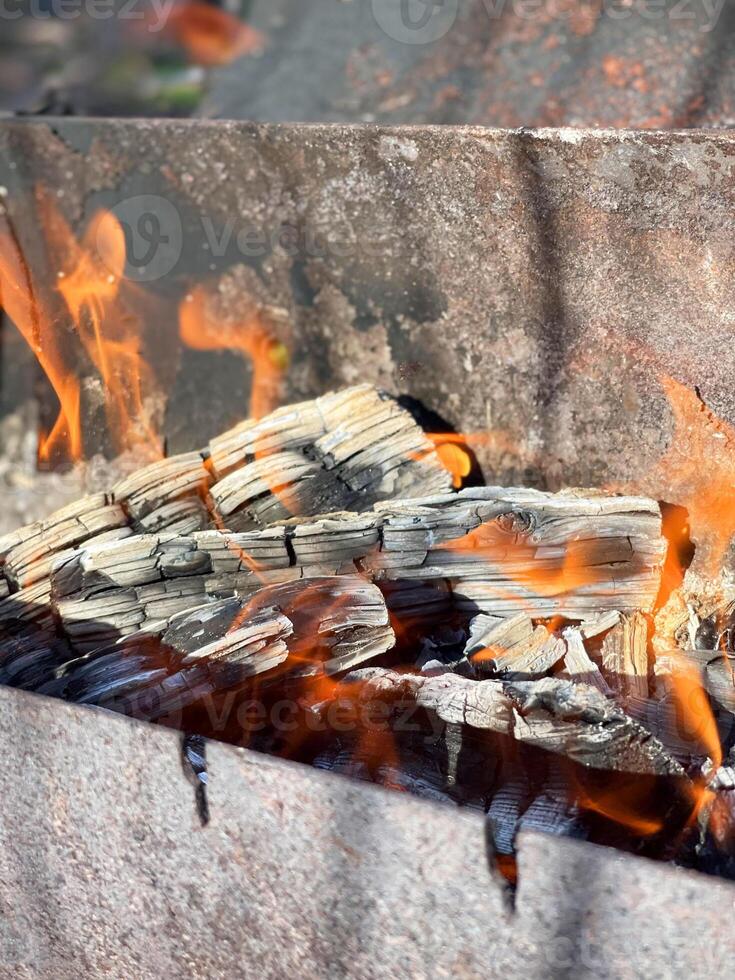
[2,0,734,127]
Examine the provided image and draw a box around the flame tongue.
[654,377,735,576]
[0,188,162,465]
[0,208,82,463]
[40,190,161,462]
[179,286,288,421]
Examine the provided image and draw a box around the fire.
[576,777,666,837]
[52,205,161,461]
[179,286,288,422]
[655,504,694,612]
[0,188,163,465]
[655,376,735,576]
[667,654,724,829]
[0,217,82,462]
[440,521,617,599]
[427,434,473,489]
[157,2,264,67]
[40,189,161,462]
[419,429,541,491]
[668,657,723,771]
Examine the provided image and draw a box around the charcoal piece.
[487,774,532,855]
[182,733,210,827]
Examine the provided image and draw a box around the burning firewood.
[0,384,452,594]
[466,614,567,679]
[4,383,726,873]
[3,486,666,660]
[600,612,649,699]
[11,577,394,718]
[334,667,684,777]
[560,626,611,695]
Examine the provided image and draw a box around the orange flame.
[158,2,264,66]
[0,188,163,465]
[648,654,724,831]
[426,434,473,489]
[655,377,735,575]
[179,286,288,422]
[440,520,623,600]
[0,217,82,462]
[576,777,666,837]
[40,190,161,462]
[668,657,723,771]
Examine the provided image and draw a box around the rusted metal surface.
[1,118,734,560]
[203,0,735,129]
[0,683,733,979]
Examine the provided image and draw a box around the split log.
[0,385,451,594]
[336,668,684,776]
[0,494,130,590]
[506,677,681,776]
[368,487,665,618]
[580,610,622,640]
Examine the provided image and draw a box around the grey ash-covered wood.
[28,485,667,654]
[0,385,452,597]
[337,667,684,777]
[465,613,566,679]
[369,487,665,619]
[506,676,683,776]
[33,576,395,718]
[0,387,679,803]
